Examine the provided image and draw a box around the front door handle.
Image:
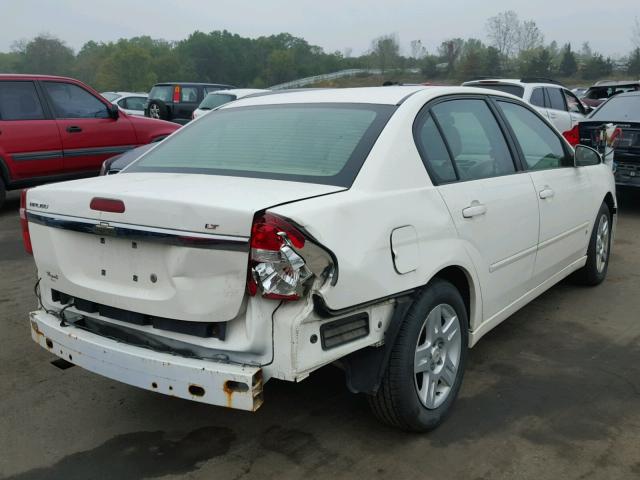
[539,188,554,199]
[462,202,487,218]
[66,125,82,133]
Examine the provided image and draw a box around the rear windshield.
[467,83,524,98]
[585,85,640,100]
[126,103,395,186]
[590,96,640,122]
[199,93,236,110]
[149,85,173,102]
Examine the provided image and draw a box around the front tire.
[575,202,611,286]
[369,279,468,431]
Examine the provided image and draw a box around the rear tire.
[0,177,6,211]
[575,202,611,286]
[368,279,468,431]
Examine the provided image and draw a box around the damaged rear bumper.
[29,310,264,411]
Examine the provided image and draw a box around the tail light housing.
[172,85,181,103]
[563,125,580,147]
[19,189,33,255]
[247,213,312,301]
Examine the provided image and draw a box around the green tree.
[628,48,640,75]
[370,34,400,73]
[519,48,553,77]
[559,43,578,77]
[14,34,75,75]
[580,54,613,79]
[96,42,157,91]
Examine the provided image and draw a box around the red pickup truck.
[0,74,179,208]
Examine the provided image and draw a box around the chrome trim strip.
[537,222,590,251]
[489,245,537,273]
[27,211,249,252]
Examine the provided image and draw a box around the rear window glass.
[585,85,639,100]
[199,93,236,110]
[591,96,640,122]
[0,81,45,120]
[149,85,173,102]
[126,104,395,187]
[467,83,524,98]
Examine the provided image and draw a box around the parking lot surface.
[1,189,639,480]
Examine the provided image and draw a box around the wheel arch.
[603,191,616,216]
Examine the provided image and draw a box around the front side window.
[497,101,569,170]
[0,81,45,120]
[546,88,566,111]
[181,87,198,103]
[563,90,584,114]
[43,82,109,119]
[126,104,395,187]
[431,99,515,181]
[414,113,457,183]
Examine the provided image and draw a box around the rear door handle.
[539,188,554,199]
[66,126,82,133]
[462,203,487,218]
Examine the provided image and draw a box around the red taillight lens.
[250,213,305,251]
[247,213,310,300]
[19,189,33,255]
[173,85,181,103]
[563,125,580,147]
[90,197,125,213]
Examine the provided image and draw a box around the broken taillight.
[19,189,33,255]
[247,213,312,301]
[563,125,580,147]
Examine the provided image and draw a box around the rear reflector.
[320,313,370,350]
[90,197,125,213]
[19,189,33,254]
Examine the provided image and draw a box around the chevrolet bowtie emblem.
[94,222,116,235]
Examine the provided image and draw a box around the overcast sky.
[2,0,638,57]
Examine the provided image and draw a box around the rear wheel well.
[431,266,471,324]
[603,192,615,216]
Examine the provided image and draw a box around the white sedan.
[22,86,615,431]
[191,88,269,119]
[101,91,148,117]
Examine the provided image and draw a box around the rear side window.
[149,85,173,102]
[0,81,45,120]
[497,101,570,170]
[199,93,236,110]
[530,88,545,108]
[127,104,395,187]
[43,82,109,119]
[431,99,515,181]
[546,88,566,111]
[414,113,457,183]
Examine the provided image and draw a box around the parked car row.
[21,83,615,431]
[0,75,179,208]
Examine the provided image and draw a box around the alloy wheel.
[595,213,610,273]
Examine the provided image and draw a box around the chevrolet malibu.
[22,86,615,431]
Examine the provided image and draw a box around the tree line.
[0,11,638,92]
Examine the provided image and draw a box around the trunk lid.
[28,173,344,323]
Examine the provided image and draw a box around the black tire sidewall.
[391,279,469,431]
[148,100,169,120]
[584,202,612,285]
[0,177,6,210]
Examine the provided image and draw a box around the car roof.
[223,85,519,108]
[205,88,269,97]
[153,82,234,87]
[463,78,563,88]
[609,90,640,98]
[592,80,640,87]
[0,73,81,82]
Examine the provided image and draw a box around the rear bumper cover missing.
[29,310,263,411]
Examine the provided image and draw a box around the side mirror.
[574,144,601,167]
[108,104,120,119]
